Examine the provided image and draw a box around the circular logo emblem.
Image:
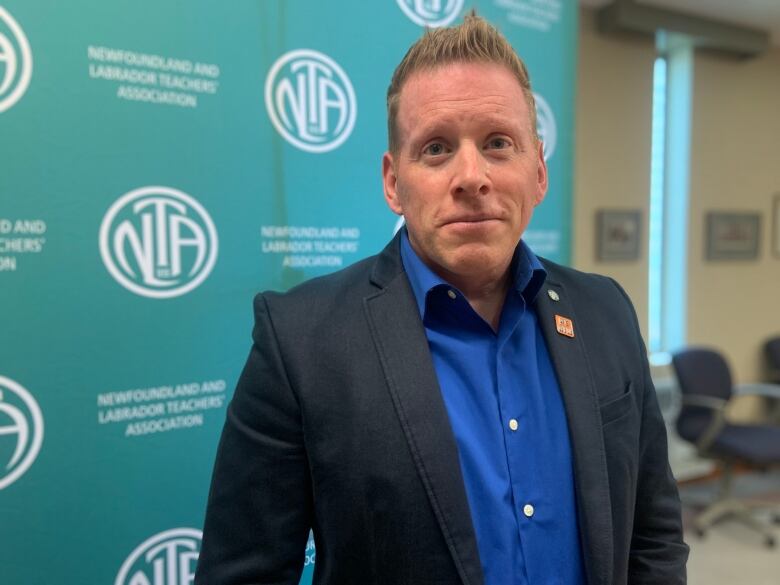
[265,49,357,153]
[115,528,202,585]
[396,0,463,27]
[533,92,557,162]
[0,7,33,113]
[99,186,219,299]
[0,376,44,490]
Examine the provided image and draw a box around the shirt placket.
[496,294,534,584]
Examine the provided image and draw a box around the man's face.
[383,62,548,283]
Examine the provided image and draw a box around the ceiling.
[579,0,780,46]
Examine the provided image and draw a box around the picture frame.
[705,212,761,261]
[596,210,641,261]
[773,194,780,258]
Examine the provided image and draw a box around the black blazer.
[196,234,688,585]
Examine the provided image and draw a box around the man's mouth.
[442,214,499,226]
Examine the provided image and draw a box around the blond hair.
[386,12,537,153]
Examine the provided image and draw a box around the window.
[647,33,693,364]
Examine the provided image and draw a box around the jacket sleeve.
[610,279,689,584]
[195,293,312,585]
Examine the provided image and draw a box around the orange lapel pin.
[555,315,575,338]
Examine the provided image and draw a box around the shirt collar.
[399,228,547,319]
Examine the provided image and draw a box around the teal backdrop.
[0,1,577,583]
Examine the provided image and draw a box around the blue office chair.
[672,347,780,548]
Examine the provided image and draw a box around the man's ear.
[382,152,403,215]
[534,140,549,206]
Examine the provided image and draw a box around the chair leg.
[692,499,740,534]
[732,505,777,548]
[692,462,779,548]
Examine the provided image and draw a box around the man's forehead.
[401,61,522,94]
[395,62,530,131]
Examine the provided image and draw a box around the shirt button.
[447,289,457,299]
[508,419,519,431]
[523,504,535,518]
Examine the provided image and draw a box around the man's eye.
[423,143,445,156]
[486,137,510,149]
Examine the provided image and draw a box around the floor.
[679,470,780,585]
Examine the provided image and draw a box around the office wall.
[574,7,780,383]
[687,48,780,383]
[573,8,655,341]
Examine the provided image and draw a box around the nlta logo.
[115,528,201,585]
[0,6,32,112]
[0,376,44,490]
[99,186,219,299]
[265,49,356,153]
[396,0,464,28]
[534,92,557,162]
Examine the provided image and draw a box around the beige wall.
[574,9,655,341]
[687,47,780,383]
[574,7,780,382]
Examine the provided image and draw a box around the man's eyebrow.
[409,115,526,143]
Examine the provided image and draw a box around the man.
[196,14,688,585]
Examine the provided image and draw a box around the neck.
[444,267,512,332]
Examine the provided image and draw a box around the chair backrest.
[671,347,733,444]
[764,336,780,382]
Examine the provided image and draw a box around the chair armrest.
[681,394,728,410]
[733,383,780,399]
[680,394,727,453]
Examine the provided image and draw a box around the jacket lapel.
[535,269,614,585]
[363,236,484,585]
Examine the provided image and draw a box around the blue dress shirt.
[400,230,586,585]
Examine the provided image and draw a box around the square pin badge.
[555,315,575,338]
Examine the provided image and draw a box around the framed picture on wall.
[774,195,780,258]
[705,212,761,260]
[596,210,641,261]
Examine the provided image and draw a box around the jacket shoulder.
[249,252,387,340]
[539,257,640,327]
[264,252,377,300]
[540,257,621,294]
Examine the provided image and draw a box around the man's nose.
[453,143,489,196]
